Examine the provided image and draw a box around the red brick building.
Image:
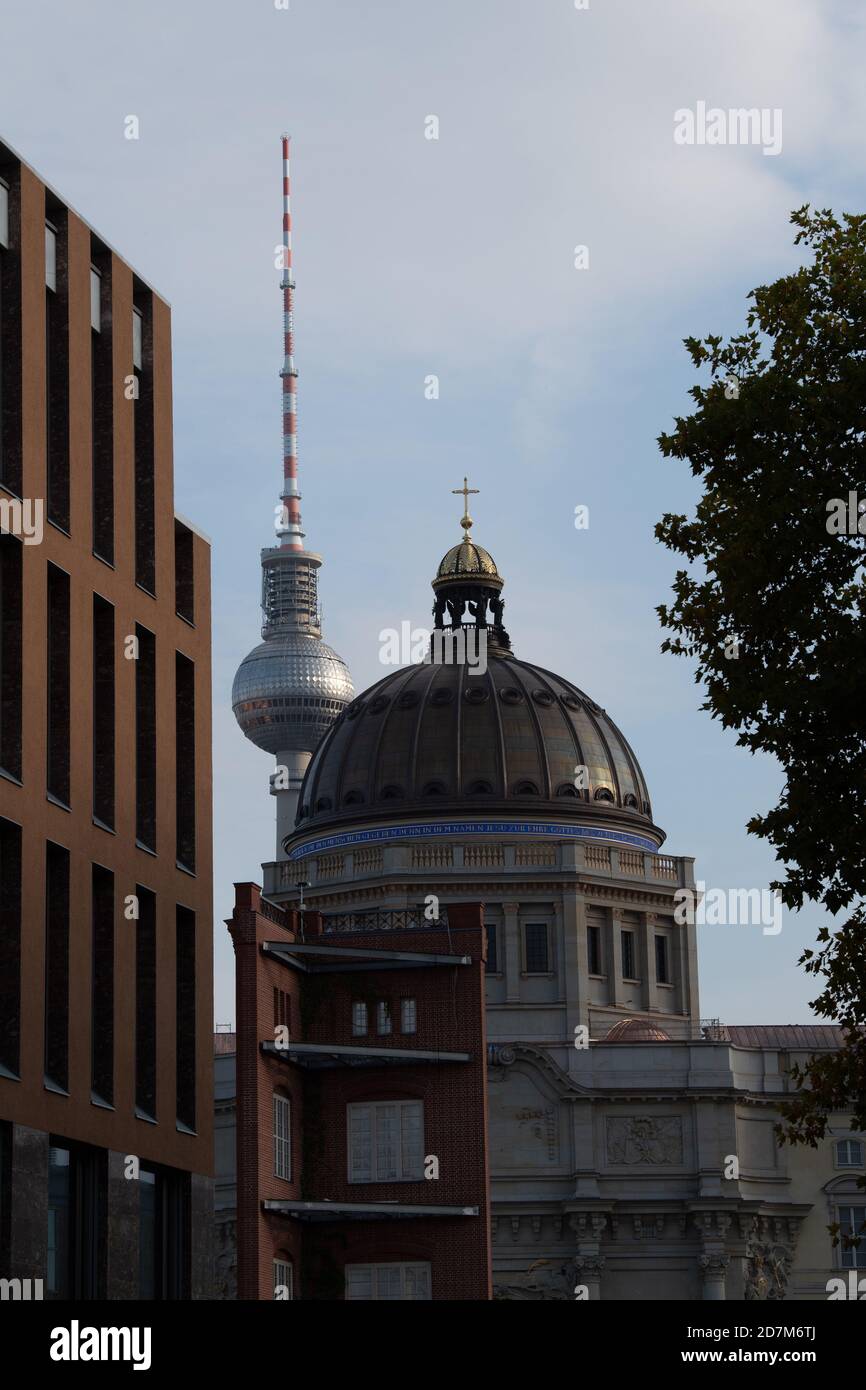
[228,890,491,1300]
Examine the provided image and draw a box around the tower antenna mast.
[279,133,303,550]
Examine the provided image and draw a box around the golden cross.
[452,476,480,539]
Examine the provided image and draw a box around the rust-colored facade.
[0,140,213,1299]
[228,890,491,1300]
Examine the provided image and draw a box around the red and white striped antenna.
[278,133,303,549]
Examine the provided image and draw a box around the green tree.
[655,207,866,1235]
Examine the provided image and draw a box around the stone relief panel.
[606,1116,683,1166]
[489,1069,561,1167]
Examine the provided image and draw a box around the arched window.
[594,787,614,803]
[273,1254,293,1300]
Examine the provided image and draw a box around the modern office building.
[0,138,213,1300]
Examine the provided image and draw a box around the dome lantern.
[431,478,511,652]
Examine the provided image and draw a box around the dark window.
[176,905,195,1132]
[0,1119,10,1276]
[621,930,636,980]
[45,210,69,532]
[47,563,70,805]
[139,1165,190,1299]
[655,935,670,985]
[91,865,114,1105]
[47,1142,106,1300]
[0,817,22,1077]
[91,251,114,563]
[524,922,549,974]
[0,167,23,495]
[92,594,114,828]
[44,841,70,1091]
[273,987,291,1032]
[175,653,195,870]
[486,922,498,973]
[588,924,602,975]
[0,535,22,779]
[135,625,156,850]
[174,520,194,623]
[135,886,156,1119]
[133,296,155,593]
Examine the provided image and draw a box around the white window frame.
[376,1000,392,1035]
[835,1138,864,1169]
[345,1261,431,1300]
[347,1100,424,1183]
[351,1001,368,1036]
[273,1258,293,1300]
[837,1205,866,1269]
[400,998,417,1034]
[273,1092,291,1180]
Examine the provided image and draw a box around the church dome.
[288,486,659,847]
[434,540,503,588]
[292,653,655,835]
[604,1019,671,1042]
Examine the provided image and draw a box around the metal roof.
[726,1025,846,1050]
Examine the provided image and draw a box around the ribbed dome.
[434,540,503,588]
[604,1019,671,1042]
[292,653,655,834]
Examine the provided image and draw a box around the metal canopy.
[263,1199,479,1222]
[262,941,472,972]
[261,1040,471,1069]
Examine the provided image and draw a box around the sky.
[2,0,863,1027]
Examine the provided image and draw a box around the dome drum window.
[531,689,554,707]
[422,781,448,797]
[499,687,524,705]
[343,789,365,806]
[513,780,540,796]
[464,686,489,705]
[594,787,615,803]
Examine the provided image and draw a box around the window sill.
[44,1077,70,1096]
[0,765,22,787]
[176,610,196,629]
[135,582,157,601]
[93,550,115,570]
[46,791,71,812]
[135,1106,157,1125]
[92,815,116,835]
[176,1119,197,1136]
[136,838,157,857]
[176,858,196,877]
[91,1091,114,1111]
[47,517,71,538]
[0,1061,20,1081]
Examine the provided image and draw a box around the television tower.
[232,136,353,859]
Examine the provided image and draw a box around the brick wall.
[228,891,491,1300]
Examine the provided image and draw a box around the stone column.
[569,1213,607,1299]
[640,912,660,1013]
[503,900,521,1002]
[574,1254,605,1301]
[606,909,626,1007]
[699,1253,730,1300]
